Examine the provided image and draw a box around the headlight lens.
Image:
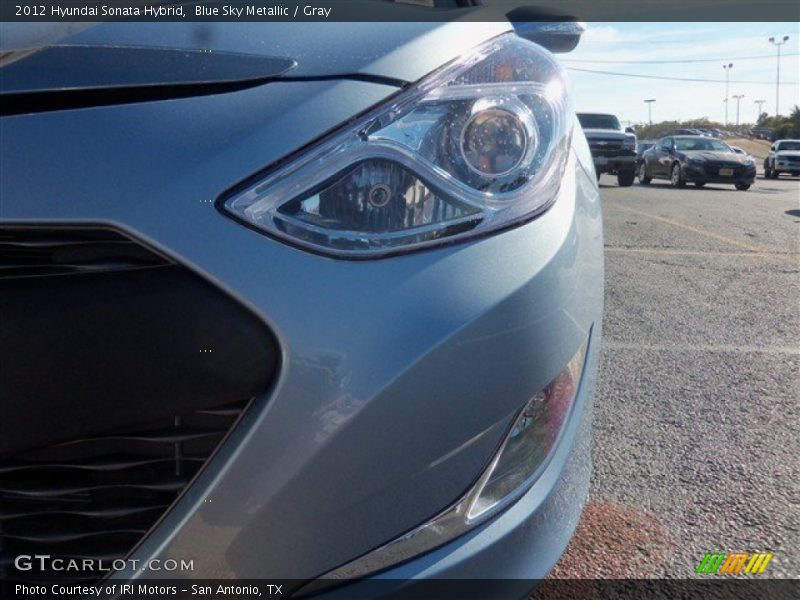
[222,34,572,257]
[459,98,536,176]
[623,135,636,149]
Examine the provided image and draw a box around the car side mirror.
[508,14,584,53]
[625,127,636,134]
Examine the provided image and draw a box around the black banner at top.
[1,0,799,23]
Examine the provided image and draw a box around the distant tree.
[790,105,800,127]
[758,107,800,138]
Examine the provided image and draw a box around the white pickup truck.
[577,113,638,186]
[764,139,800,178]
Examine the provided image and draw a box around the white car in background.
[764,139,800,178]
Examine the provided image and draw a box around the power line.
[566,67,799,85]
[581,40,714,44]
[563,53,800,64]
[580,38,795,45]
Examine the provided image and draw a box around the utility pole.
[732,94,744,125]
[722,63,733,125]
[754,99,766,121]
[644,99,656,125]
[768,36,789,116]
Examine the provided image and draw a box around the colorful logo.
[696,552,773,574]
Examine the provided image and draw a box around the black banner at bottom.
[4,579,799,600]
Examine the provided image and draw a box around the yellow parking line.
[605,341,800,355]
[608,203,800,265]
[605,247,794,259]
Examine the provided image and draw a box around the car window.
[776,141,800,151]
[675,138,731,152]
[659,138,672,149]
[577,114,621,130]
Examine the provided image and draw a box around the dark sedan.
[638,135,756,190]
[636,140,656,159]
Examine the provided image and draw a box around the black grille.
[0,227,170,279]
[705,160,742,169]
[0,225,277,589]
[703,161,746,177]
[588,138,623,151]
[782,155,800,163]
[0,399,249,585]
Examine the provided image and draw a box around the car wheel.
[735,183,751,191]
[670,163,685,188]
[618,170,635,187]
[772,171,780,179]
[694,182,706,188]
[637,162,652,185]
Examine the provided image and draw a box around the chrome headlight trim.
[221,34,572,258]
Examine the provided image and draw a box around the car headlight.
[222,34,572,258]
[623,135,636,150]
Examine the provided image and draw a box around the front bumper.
[592,154,636,174]
[775,159,800,172]
[125,153,603,584]
[1,77,604,585]
[683,163,756,184]
[316,325,599,598]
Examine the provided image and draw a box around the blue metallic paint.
[0,26,601,586]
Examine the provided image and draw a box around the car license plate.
[719,168,734,176]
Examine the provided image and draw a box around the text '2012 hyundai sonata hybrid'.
[0,18,603,598]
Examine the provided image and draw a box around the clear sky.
[566,22,800,126]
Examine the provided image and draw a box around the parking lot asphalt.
[550,175,800,579]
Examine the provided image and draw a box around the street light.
[644,98,656,125]
[768,35,790,116]
[754,99,766,121]
[732,94,745,125]
[722,63,733,125]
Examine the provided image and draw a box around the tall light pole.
[754,99,766,121]
[732,94,745,125]
[644,98,656,126]
[722,63,733,125]
[769,35,789,116]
